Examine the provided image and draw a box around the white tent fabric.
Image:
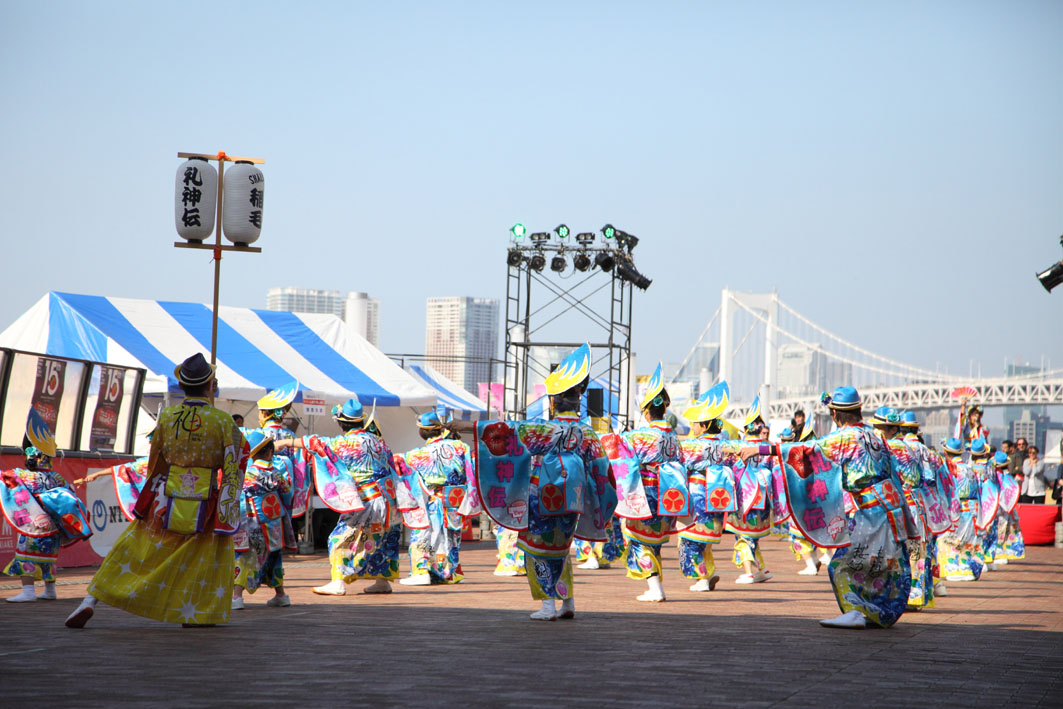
[403,363,489,421]
[0,292,437,408]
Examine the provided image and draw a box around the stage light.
[529,253,546,272]
[595,252,615,272]
[615,256,652,290]
[576,232,596,245]
[554,224,570,239]
[573,253,591,271]
[530,232,550,245]
[507,248,523,267]
[550,255,567,272]
[615,229,639,253]
[1036,235,1063,293]
[511,223,527,239]
[602,224,616,240]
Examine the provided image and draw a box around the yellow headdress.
[544,344,590,396]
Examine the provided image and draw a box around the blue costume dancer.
[990,451,1024,564]
[762,387,913,629]
[2,410,92,602]
[460,344,616,620]
[676,382,741,591]
[397,411,480,585]
[729,396,774,584]
[276,399,401,596]
[940,437,984,582]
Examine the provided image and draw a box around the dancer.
[939,437,984,582]
[991,451,1025,564]
[780,427,832,576]
[397,411,479,585]
[728,396,773,584]
[616,363,685,601]
[456,344,616,620]
[67,353,247,628]
[232,431,296,609]
[968,439,998,571]
[277,399,401,596]
[762,386,913,629]
[676,382,738,591]
[954,401,990,450]
[1,410,91,602]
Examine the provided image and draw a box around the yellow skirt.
[88,520,234,625]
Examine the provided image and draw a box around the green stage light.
[555,224,570,239]
[602,224,616,239]
[511,223,527,239]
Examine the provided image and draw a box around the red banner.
[30,357,66,433]
[89,366,124,450]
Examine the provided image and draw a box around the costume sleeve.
[621,430,653,464]
[514,420,560,456]
[803,427,875,492]
[301,434,332,459]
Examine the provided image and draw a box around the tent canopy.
[403,363,488,421]
[0,292,437,407]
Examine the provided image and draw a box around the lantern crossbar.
[177,152,265,164]
[173,242,262,253]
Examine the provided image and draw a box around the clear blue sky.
[2,1,1060,378]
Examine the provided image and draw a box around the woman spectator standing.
[1021,446,1047,504]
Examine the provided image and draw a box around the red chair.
[1017,503,1062,545]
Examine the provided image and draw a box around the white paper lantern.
[222,161,264,245]
[174,158,218,241]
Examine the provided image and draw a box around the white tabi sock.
[6,587,36,603]
[819,609,867,629]
[39,582,57,600]
[558,597,575,619]
[577,557,600,570]
[637,575,666,602]
[530,599,557,620]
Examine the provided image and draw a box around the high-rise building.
[266,287,380,347]
[425,297,499,395]
[776,343,852,399]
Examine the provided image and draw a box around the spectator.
[791,409,807,440]
[1002,440,1023,489]
[1015,437,1029,462]
[232,413,244,427]
[1021,446,1047,504]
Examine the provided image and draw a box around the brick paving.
[1,537,1061,707]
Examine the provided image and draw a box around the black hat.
[174,353,216,387]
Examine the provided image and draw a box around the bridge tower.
[718,288,779,414]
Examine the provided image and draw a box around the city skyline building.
[425,296,499,395]
[266,287,380,346]
[775,343,853,400]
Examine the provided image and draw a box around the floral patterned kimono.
[400,434,478,583]
[1,468,79,582]
[234,457,296,593]
[676,434,743,581]
[304,429,402,583]
[939,456,984,581]
[782,423,913,628]
[621,421,682,580]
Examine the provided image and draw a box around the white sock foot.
[577,557,600,570]
[363,579,392,594]
[637,576,666,602]
[493,569,520,577]
[735,573,755,584]
[799,558,820,575]
[819,610,867,629]
[65,596,97,628]
[399,574,432,586]
[266,594,291,607]
[558,597,575,619]
[689,578,711,592]
[39,583,57,600]
[312,579,347,596]
[530,599,557,620]
[933,582,948,597]
[819,552,833,567]
[754,569,773,582]
[230,597,245,610]
[6,588,36,603]
[995,558,1008,565]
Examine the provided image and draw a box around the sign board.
[302,396,326,416]
[86,474,130,557]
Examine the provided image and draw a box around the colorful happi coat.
[234,456,296,593]
[676,434,742,580]
[397,434,480,583]
[474,413,616,601]
[779,423,913,628]
[727,437,776,570]
[255,421,312,518]
[993,468,1025,561]
[305,428,401,582]
[939,455,984,581]
[1,467,91,582]
[88,397,248,625]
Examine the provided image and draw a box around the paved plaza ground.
[1,537,1061,707]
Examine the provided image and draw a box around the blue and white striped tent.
[403,363,489,421]
[0,292,437,408]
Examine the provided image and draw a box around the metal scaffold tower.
[501,224,652,427]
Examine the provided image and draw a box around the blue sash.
[998,473,1019,514]
[474,421,531,530]
[250,489,287,552]
[36,487,93,545]
[656,461,689,517]
[704,465,737,513]
[977,477,1000,531]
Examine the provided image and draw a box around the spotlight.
[510,223,526,239]
[529,253,546,272]
[576,232,596,245]
[615,229,639,253]
[550,255,567,272]
[615,256,652,290]
[595,252,615,272]
[530,232,550,245]
[573,252,591,271]
[1036,235,1063,293]
[507,248,523,267]
[601,224,616,240]
[554,224,570,239]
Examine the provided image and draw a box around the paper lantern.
[174,158,218,241]
[222,161,264,245]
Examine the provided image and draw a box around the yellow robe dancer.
[66,353,247,629]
